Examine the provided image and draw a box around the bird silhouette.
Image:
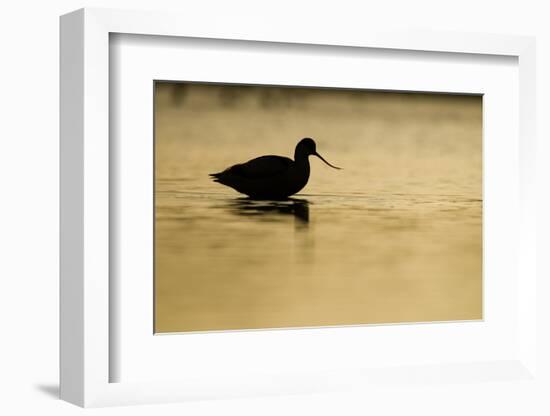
[210,138,341,199]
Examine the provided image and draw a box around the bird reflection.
[226,197,310,225]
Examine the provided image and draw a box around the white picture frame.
[60,7,538,408]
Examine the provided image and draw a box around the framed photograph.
[60,8,538,408]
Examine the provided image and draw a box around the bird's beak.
[314,152,342,170]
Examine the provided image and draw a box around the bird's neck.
[294,151,309,165]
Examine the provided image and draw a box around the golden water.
[154,83,482,333]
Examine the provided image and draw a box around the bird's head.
[295,137,341,170]
[297,137,318,156]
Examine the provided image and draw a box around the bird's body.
[210,138,340,199]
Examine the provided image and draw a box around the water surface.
[154,83,482,333]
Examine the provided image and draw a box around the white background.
[1,1,548,415]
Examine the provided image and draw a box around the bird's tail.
[209,172,222,183]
